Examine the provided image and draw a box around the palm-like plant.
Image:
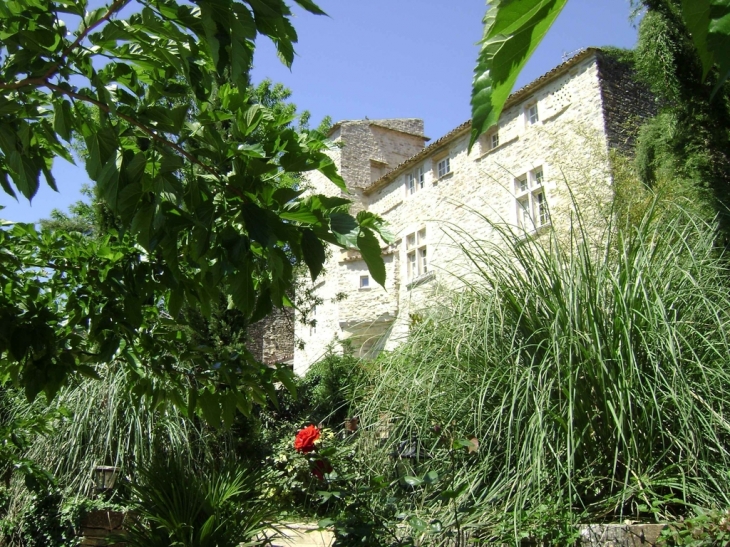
[121,458,277,547]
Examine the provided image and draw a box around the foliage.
[351,203,730,543]
[659,509,730,546]
[470,0,568,148]
[632,0,730,231]
[255,349,364,514]
[119,457,276,547]
[0,469,106,547]
[470,0,730,148]
[0,0,392,415]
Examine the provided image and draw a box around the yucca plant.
[120,457,277,547]
[353,201,730,543]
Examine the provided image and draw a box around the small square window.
[491,132,500,149]
[516,176,528,194]
[437,157,451,178]
[406,233,416,250]
[360,275,370,288]
[533,169,544,186]
[417,167,425,189]
[527,104,539,125]
[407,251,417,280]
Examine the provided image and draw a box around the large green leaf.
[357,227,386,288]
[470,0,568,149]
[681,0,730,90]
[301,228,326,280]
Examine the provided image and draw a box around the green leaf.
[330,212,359,247]
[41,164,58,192]
[8,150,39,200]
[292,0,327,15]
[230,262,255,316]
[707,1,730,92]
[53,100,75,142]
[0,167,17,199]
[357,228,386,288]
[682,0,713,78]
[402,476,423,486]
[301,228,325,280]
[275,365,297,399]
[423,470,440,484]
[470,0,569,149]
[198,390,222,429]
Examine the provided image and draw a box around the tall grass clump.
[355,203,730,542]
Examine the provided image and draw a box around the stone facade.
[293,49,653,373]
[248,306,295,366]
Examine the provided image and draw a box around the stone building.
[292,48,656,374]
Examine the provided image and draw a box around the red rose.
[294,425,320,453]
[311,458,333,481]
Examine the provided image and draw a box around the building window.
[360,275,370,288]
[491,132,500,149]
[526,103,539,125]
[436,157,451,178]
[406,167,424,196]
[434,156,451,179]
[406,228,427,282]
[515,167,549,230]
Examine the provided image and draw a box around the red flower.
[294,425,320,453]
[311,459,333,481]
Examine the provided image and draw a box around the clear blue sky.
[0,0,639,223]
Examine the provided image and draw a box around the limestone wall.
[365,54,613,350]
[293,51,656,373]
[294,120,427,373]
[248,306,295,366]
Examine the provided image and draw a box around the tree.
[470,0,730,148]
[0,0,392,416]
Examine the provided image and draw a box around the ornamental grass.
[354,201,730,543]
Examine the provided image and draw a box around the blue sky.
[0,0,639,223]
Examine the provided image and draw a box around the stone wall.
[338,119,427,190]
[293,120,427,373]
[363,53,613,351]
[79,510,128,546]
[248,306,295,366]
[597,52,658,156]
[293,50,657,373]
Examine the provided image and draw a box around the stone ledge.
[262,523,334,547]
[577,523,667,546]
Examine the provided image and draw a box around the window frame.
[526,102,539,125]
[405,166,425,196]
[405,228,428,283]
[359,275,370,289]
[515,167,549,231]
[437,157,451,178]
